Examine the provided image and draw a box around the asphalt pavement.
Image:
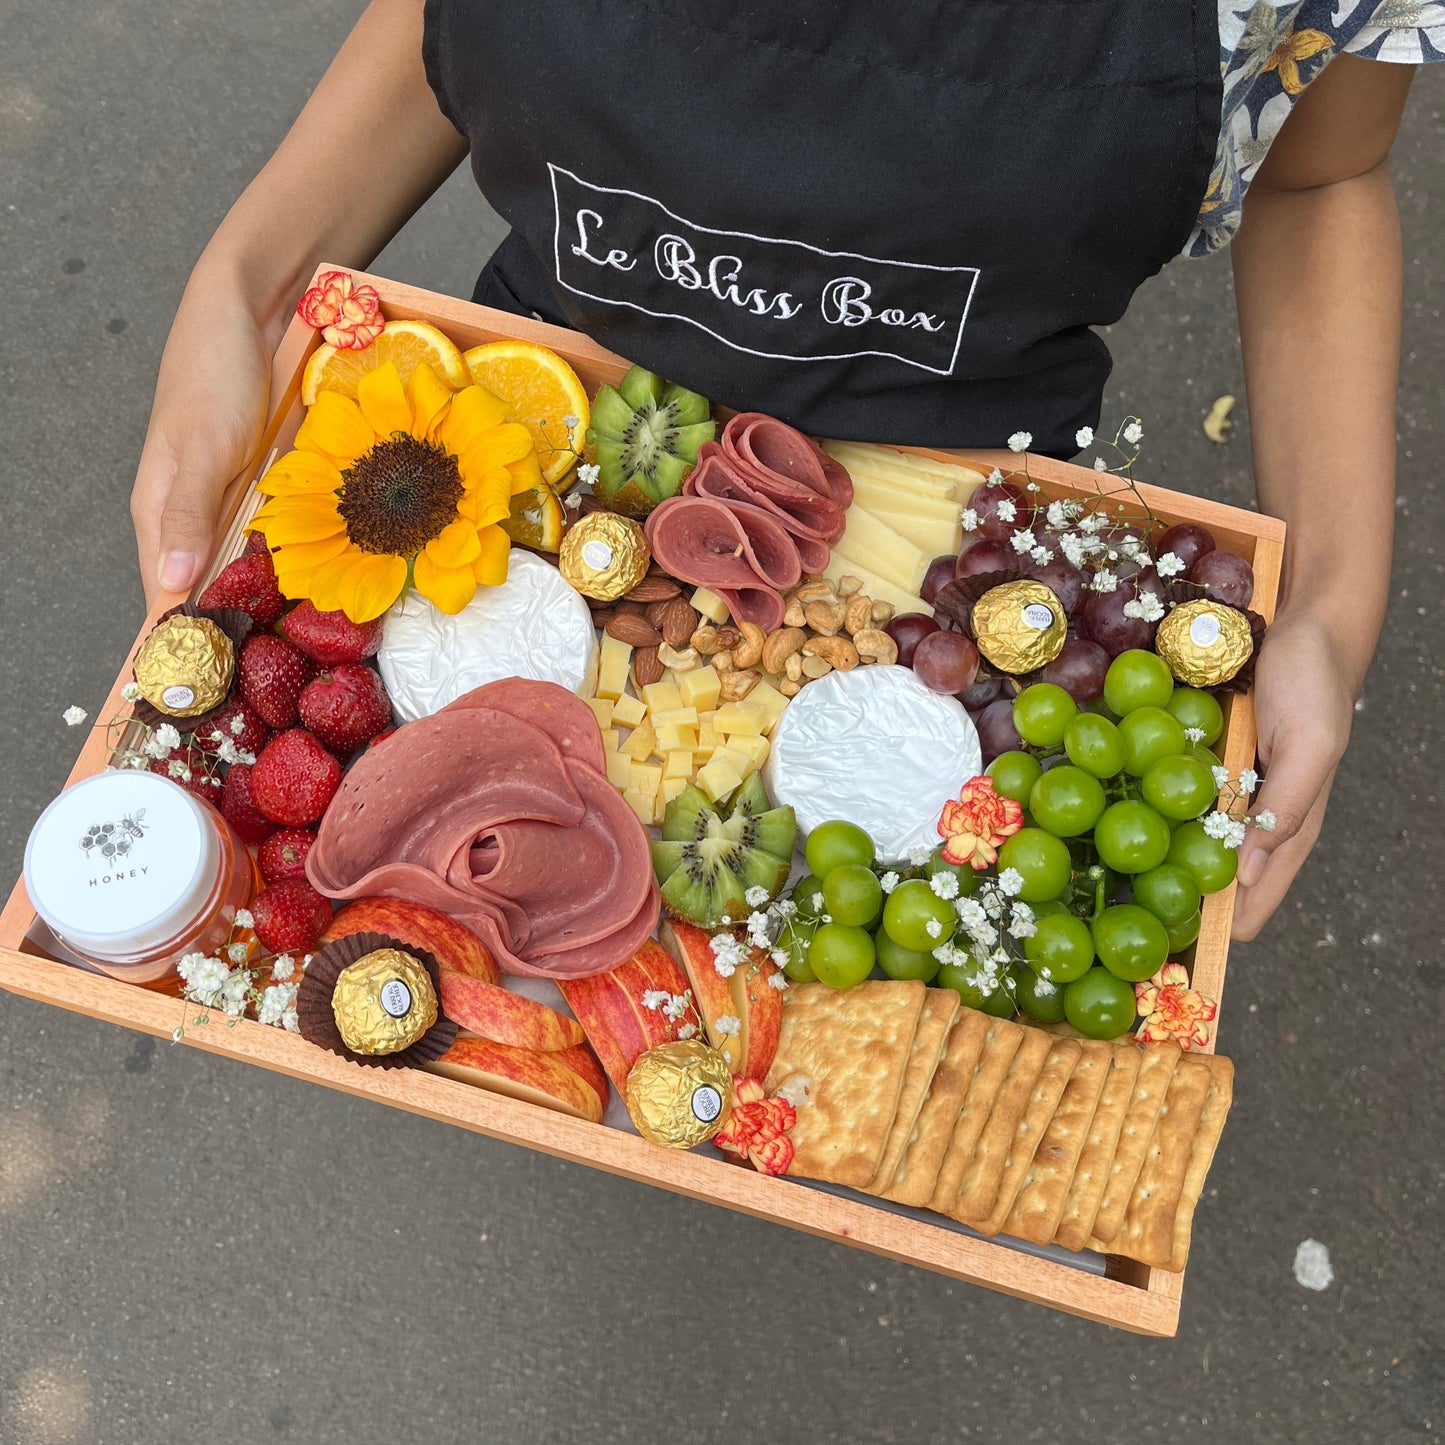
[1,4,1441,1442]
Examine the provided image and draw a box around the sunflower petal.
[258,450,343,496]
[458,420,535,472]
[336,553,408,623]
[302,550,361,614]
[355,360,411,439]
[407,362,454,439]
[505,450,544,496]
[457,470,512,530]
[424,518,483,569]
[414,548,479,615]
[252,497,346,545]
[266,532,352,573]
[471,526,511,586]
[296,391,375,464]
[438,384,513,455]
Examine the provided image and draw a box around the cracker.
[927,1015,1024,1213]
[1052,1043,1141,1252]
[866,989,959,1193]
[950,1026,1053,1225]
[764,979,926,1190]
[974,1037,1082,1236]
[1167,1053,1235,1272]
[1004,1039,1112,1246]
[1086,1042,1180,1247]
[1100,1053,1215,1266]
[883,1008,991,1208]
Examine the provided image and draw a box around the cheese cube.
[585,697,615,729]
[677,665,721,712]
[664,749,693,779]
[620,716,657,760]
[725,733,770,770]
[691,587,731,624]
[655,723,697,753]
[623,789,654,827]
[661,776,688,805]
[743,678,790,733]
[605,751,632,788]
[640,680,683,714]
[652,706,699,728]
[714,702,765,737]
[611,692,647,727]
[696,757,744,802]
[629,761,664,796]
[601,728,620,753]
[595,634,633,701]
[697,713,720,749]
[709,743,752,771]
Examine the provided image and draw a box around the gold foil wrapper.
[970,580,1067,674]
[558,513,651,601]
[1155,599,1254,687]
[625,1039,733,1148]
[132,615,235,717]
[330,948,438,1056]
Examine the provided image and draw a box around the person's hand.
[1231,609,1356,940]
[130,267,274,605]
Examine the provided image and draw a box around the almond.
[632,646,665,689]
[659,597,699,649]
[606,613,663,648]
[644,599,674,626]
[625,576,682,603]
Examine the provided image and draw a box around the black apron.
[423,1,1219,455]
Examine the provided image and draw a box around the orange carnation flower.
[297,269,384,350]
[714,1076,796,1176]
[1135,963,1218,1050]
[937,775,1024,870]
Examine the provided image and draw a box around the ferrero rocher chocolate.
[970,580,1067,674]
[132,615,235,717]
[558,512,650,601]
[330,948,438,1056]
[1155,599,1254,687]
[624,1039,733,1148]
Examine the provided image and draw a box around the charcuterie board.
[0,268,1283,1335]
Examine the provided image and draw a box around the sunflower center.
[337,435,464,556]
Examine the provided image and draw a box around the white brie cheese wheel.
[763,664,982,860]
[379,550,598,722]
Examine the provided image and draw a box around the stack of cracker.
[763,981,1234,1272]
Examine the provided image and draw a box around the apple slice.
[554,1042,610,1112]
[322,897,501,985]
[660,920,779,1077]
[427,1036,606,1123]
[437,972,586,1051]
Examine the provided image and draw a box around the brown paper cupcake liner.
[931,570,1026,635]
[296,930,458,1070]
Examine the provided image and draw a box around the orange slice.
[462,340,590,488]
[499,487,567,552]
[301,319,470,405]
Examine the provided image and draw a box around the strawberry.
[257,827,317,884]
[281,600,383,666]
[245,530,272,557]
[149,747,225,805]
[298,664,392,756]
[251,878,332,954]
[192,697,269,758]
[198,553,285,628]
[238,634,309,730]
[249,729,342,827]
[220,762,279,845]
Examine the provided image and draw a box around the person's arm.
[131,0,466,599]
[1228,54,1413,939]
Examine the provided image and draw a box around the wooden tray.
[0,267,1284,1336]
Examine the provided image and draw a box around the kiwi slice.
[651,780,797,928]
[584,366,715,518]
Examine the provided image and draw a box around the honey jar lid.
[23,770,221,963]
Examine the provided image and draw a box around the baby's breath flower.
[1239,768,1259,795]
[577,461,600,486]
[233,909,254,930]
[1155,551,1187,578]
[1007,431,1032,453]
[1211,765,1231,789]
[907,845,933,867]
[1123,421,1144,445]
[226,941,251,965]
[1202,812,1234,841]
[1091,569,1118,594]
[229,713,247,736]
[661,993,690,1021]
[709,932,747,977]
[925,918,945,939]
[121,682,141,702]
[956,898,987,929]
[270,954,296,981]
[1045,501,1068,529]
[879,870,901,895]
[1008,901,1037,939]
[770,948,790,970]
[996,868,1025,898]
[715,1014,741,1038]
[1030,545,1054,565]
[1094,456,1108,472]
[1060,534,1087,569]
[961,508,979,533]
[562,413,580,431]
[1075,426,1094,449]
[258,982,299,1028]
[1011,529,1036,554]
[62,706,88,726]
[1183,726,1206,743]
[154,723,181,752]
[1253,810,1277,831]
[929,871,959,901]
[167,760,192,781]
[987,468,1004,486]
[767,970,788,990]
[995,499,1017,523]
[1121,593,1165,623]
[744,885,770,908]
[641,989,670,1011]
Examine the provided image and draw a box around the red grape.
[959,674,1004,709]
[912,630,980,695]
[1079,583,1159,655]
[1156,523,1215,573]
[972,482,1034,542]
[885,612,940,667]
[976,698,1023,763]
[1019,554,1086,614]
[1188,548,1254,608]
[1040,637,1110,703]
[955,539,1016,579]
[921,555,958,605]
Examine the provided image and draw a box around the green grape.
[1014,965,1067,1024]
[976,970,1020,1018]
[1130,864,1202,927]
[1185,742,1224,771]
[1167,821,1239,893]
[1064,712,1126,779]
[1093,800,1171,874]
[1022,912,1095,983]
[1012,683,1078,747]
[926,847,980,897]
[809,923,876,989]
[1104,649,1175,715]
[791,873,828,918]
[1141,754,1218,821]
[875,930,941,982]
[1166,687,1224,746]
[935,962,989,1010]
[987,750,1043,806]
[805,820,875,877]
[997,828,1073,902]
[1091,903,1170,981]
[1064,968,1137,1040]
[778,918,818,982]
[823,864,883,928]
[881,879,957,952]
[1118,707,1187,776]
[1165,910,1203,952]
[1029,765,1107,837]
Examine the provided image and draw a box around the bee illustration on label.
[79,809,147,862]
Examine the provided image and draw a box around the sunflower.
[252,360,542,622]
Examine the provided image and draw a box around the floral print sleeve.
[1186,1,1445,256]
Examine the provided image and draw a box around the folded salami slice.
[717,411,853,533]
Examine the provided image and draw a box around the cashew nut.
[804,600,847,635]
[870,599,895,624]
[731,621,767,670]
[842,594,873,635]
[834,574,863,598]
[657,642,699,672]
[760,626,807,675]
[690,625,721,656]
[779,677,803,697]
[801,655,834,679]
[852,628,899,665]
[718,667,761,702]
[803,634,860,671]
[795,581,838,605]
[784,652,804,682]
[783,597,807,628]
